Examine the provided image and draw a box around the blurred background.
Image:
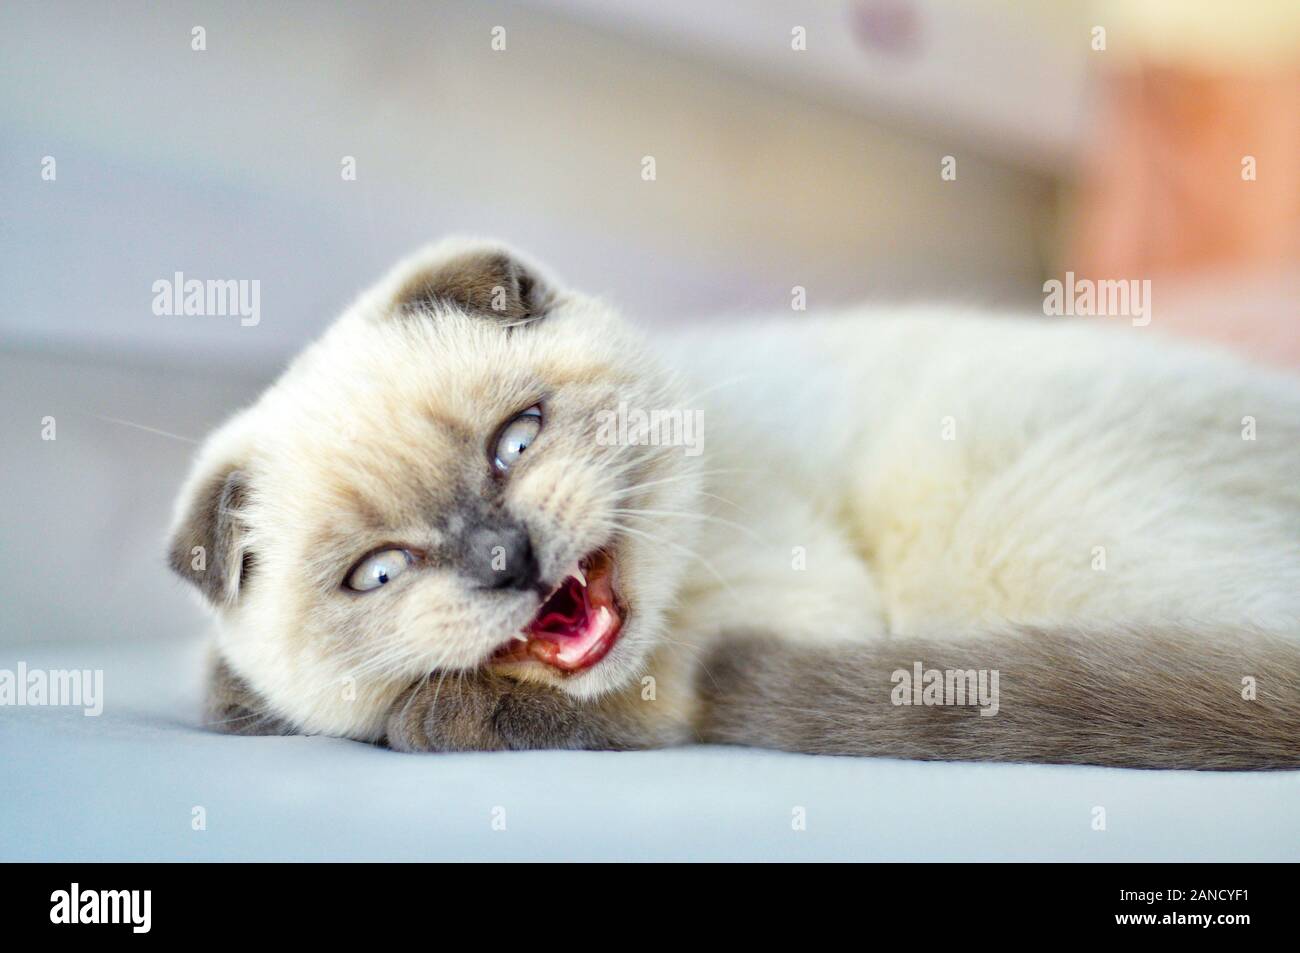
[1,0,1297,648]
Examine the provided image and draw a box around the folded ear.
[389,239,558,323]
[167,417,256,609]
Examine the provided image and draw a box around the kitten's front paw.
[491,682,586,750]
[385,671,650,753]
[493,680,661,751]
[385,672,512,753]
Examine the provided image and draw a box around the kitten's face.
[170,241,701,730]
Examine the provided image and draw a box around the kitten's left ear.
[167,412,257,609]
[389,240,559,323]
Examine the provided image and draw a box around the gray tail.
[695,626,1300,769]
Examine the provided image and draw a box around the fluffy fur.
[696,627,1300,769]
[171,239,1300,767]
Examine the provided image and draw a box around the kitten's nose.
[465,522,541,593]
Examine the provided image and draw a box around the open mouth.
[494,550,624,673]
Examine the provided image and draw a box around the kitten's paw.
[385,671,653,752]
[385,673,511,752]
[492,682,585,750]
[205,657,294,737]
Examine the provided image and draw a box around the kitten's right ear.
[379,238,560,324]
[167,417,256,609]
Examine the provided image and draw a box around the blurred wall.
[1,0,1054,373]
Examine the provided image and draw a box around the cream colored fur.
[171,239,1300,755]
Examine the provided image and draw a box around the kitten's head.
[169,239,701,736]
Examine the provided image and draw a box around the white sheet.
[2,639,1296,861]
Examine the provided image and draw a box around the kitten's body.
[667,310,1300,641]
[175,241,1300,767]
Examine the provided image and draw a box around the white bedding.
[3,638,1296,862]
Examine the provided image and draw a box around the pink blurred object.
[1067,66,1300,367]
[848,0,923,58]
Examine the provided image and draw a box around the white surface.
[2,638,1297,861]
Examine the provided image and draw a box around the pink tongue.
[526,577,618,668]
[531,579,587,637]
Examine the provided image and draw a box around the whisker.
[608,507,765,544]
[600,521,741,603]
[90,413,199,444]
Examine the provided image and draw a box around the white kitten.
[171,240,1300,767]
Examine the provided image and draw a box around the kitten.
[172,239,1300,768]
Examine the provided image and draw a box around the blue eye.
[493,405,542,472]
[346,549,413,592]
